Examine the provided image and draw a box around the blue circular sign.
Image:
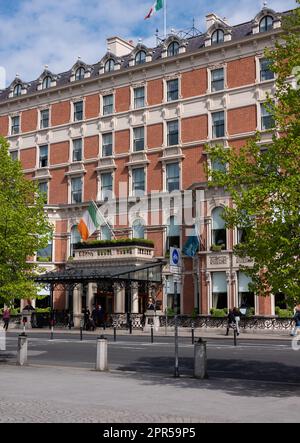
[172,249,179,265]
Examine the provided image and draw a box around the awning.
[35,262,163,285]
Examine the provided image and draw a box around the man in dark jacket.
[225,309,236,336]
[290,307,300,336]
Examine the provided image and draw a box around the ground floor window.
[167,293,181,315]
[238,272,254,309]
[212,272,227,309]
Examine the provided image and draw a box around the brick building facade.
[0,6,292,320]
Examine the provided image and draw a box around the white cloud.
[0,0,296,85]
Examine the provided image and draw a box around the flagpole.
[164,0,167,38]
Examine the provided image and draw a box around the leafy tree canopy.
[0,137,52,305]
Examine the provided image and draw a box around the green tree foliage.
[208,4,300,303]
[0,137,52,305]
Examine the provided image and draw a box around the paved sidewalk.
[0,364,299,423]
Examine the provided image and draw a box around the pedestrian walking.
[225,309,236,336]
[2,308,11,332]
[233,307,241,336]
[290,307,300,336]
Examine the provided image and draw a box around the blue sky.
[0,0,296,85]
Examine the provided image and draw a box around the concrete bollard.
[17,334,28,366]
[194,338,208,379]
[96,336,108,371]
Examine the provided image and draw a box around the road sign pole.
[174,282,179,378]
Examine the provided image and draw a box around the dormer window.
[259,15,274,32]
[212,29,224,45]
[105,59,115,73]
[75,67,85,81]
[167,41,179,57]
[13,84,22,97]
[42,76,52,90]
[135,51,146,65]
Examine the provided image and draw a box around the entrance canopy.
[35,262,163,286]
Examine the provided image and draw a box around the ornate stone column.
[131,282,139,314]
[87,283,95,313]
[73,284,83,328]
[114,283,125,314]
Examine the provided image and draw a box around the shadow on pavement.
[115,356,300,398]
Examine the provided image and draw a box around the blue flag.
[183,233,199,257]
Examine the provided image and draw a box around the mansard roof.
[0,8,292,103]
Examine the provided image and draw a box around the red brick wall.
[147,123,163,149]
[50,141,69,165]
[51,101,70,126]
[115,129,130,154]
[182,145,206,188]
[84,136,99,159]
[85,94,100,119]
[147,152,162,192]
[0,115,8,136]
[147,79,163,106]
[49,168,68,204]
[228,105,257,135]
[114,158,128,198]
[53,288,66,310]
[55,238,68,263]
[258,295,272,316]
[181,115,208,143]
[21,109,37,133]
[20,148,36,170]
[147,231,164,257]
[115,86,130,113]
[84,162,98,201]
[227,56,256,88]
[56,220,68,234]
[181,68,207,98]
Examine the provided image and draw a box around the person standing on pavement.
[2,308,11,331]
[290,307,300,336]
[225,309,236,336]
[233,307,241,336]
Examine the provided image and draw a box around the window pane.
[135,51,146,65]
[11,117,20,134]
[73,139,82,162]
[132,168,145,196]
[261,103,275,130]
[105,59,115,73]
[167,163,180,192]
[167,79,179,101]
[168,42,179,57]
[102,133,113,157]
[167,121,179,146]
[74,102,83,121]
[71,178,82,203]
[75,68,85,81]
[41,110,49,128]
[37,240,53,261]
[212,112,225,138]
[39,146,48,168]
[134,87,145,109]
[212,30,224,44]
[101,173,113,199]
[260,59,274,81]
[211,68,224,91]
[133,127,145,151]
[38,182,48,204]
[103,95,113,115]
[133,220,145,239]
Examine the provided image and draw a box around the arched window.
[167,41,179,57]
[101,225,112,241]
[212,207,227,250]
[105,59,115,73]
[167,216,180,250]
[212,29,224,45]
[42,76,52,90]
[13,84,22,97]
[132,219,145,239]
[135,51,146,65]
[70,225,81,256]
[75,67,85,81]
[259,15,274,33]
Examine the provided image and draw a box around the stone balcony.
[73,240,155,264]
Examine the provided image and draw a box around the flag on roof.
[145,0,164,20]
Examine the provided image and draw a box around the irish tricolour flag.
[145,0,164,19]
[78,202,103,241]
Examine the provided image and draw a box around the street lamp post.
[174,281,179,378]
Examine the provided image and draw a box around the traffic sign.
[170,247,181,267]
